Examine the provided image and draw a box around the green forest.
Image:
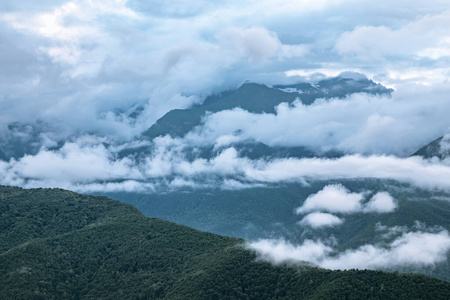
[1,186,449,299]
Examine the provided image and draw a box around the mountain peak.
[142,75,392,140]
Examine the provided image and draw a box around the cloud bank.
[186,84,450,156]
[249,228,450,270]
[1,135,450,194]
[295,184,397,216]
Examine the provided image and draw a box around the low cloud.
[186,83,450,156]
[296,184,363,214]
[2,135,450,193]
[250,238,333,264]
[364,192,397,213]
[298,212,344,228]
[295,185,396,227]
[249,228,450,270]
[244,155,450,190]
[321,230,450,269]
[12,142,141,182]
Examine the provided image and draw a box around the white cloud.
[296,184,363,214]
[298,212,344,228]
[5,140,141,183]
[250,238,333,264]
[335,10,450,62]
[183,82,450,156]
[295,185,397,218]
[73,180,155,193]
[439,132,450,153]
[243,155,450,190]
[249,229,450,270]
[0,0,447,155]
[364,192,397,213]
[3,135,450,193]
[1,0,450,196]
[321,230,450,269]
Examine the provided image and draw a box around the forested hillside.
[1,186,449,299]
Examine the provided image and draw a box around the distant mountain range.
[142,75,393,141]
[102,76,450,283]
[1,186,449,299]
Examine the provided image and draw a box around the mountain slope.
[1,186,449,299]
[106,179,450,282]
[412,136,450,159]
[142,76,392,141]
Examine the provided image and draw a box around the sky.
[1,0,450,140]
[1,0,450,273]
[1,0,450,207]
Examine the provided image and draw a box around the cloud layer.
[249,227,450,270]
[2,135,450,194]
[187,84,450,156]
[295,184,397,216]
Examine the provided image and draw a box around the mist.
[249,226,450,270]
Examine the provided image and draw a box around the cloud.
[296,184,363,214]
[321,230,450,269]
[0,0,450,197]
[2,134,450,193]
[439,132,450,154]
[250,238,333,264]
[0,0,449,147]
[217,27,307,64]
[298,212,344,228]
[249,228,450,270]
[364,192,397,213]
[184,82,450,156]
[335,10,450,63]
[243,155,450,190]
[0,0,312,142]
[294,185,397,225]
[15,143,140,182]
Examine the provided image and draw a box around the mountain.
[0,75,392,162]
[2,186,449,299]
[97,76,450,283]
[412,136,450,159]
[106,178,450,282]
[141,76,393,141]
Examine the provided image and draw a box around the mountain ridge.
[1,185,449,299]
[141,76,393,141]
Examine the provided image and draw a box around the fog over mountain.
[1,0,450,282]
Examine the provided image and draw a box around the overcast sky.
[1,0,450,188]
[1,0,449,140]
[0,0,449,187]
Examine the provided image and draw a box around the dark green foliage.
[0,186,140,254]
[1,186,449,299]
